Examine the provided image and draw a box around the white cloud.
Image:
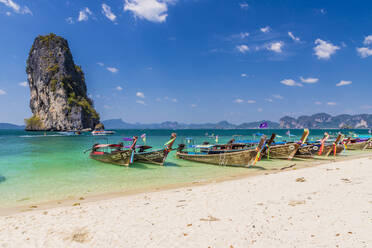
[155,97,161,102]
[136,100,146,105]
[236,44,249,53]
[0,89,6,95]
[97,62,104,66]
[327,102,337,106]
[240,32,249,38]
[356,47,372,58]
[314,39,340,60]
[336,80,352,87]
[260,26,270,33]
[136,92,145,98]
[116,86,123,91]
[191,104,197,108]
[0,0,32,15]
[239,2,249,9]
[315,101,322,105]
[363,35,372,45]
[300,77,319,83]
[319,9,326,14]
[257,108,263,112]
[78,7,92,22]
[280,79,302,87]
[66,17,74,24]
[234,98,244,104]
[102,3,117,22]
[104,105,111,109]
[247,100,256,104]
[107,67,119,73]
[5,11,11,16]
[267,42,283,53]
[124,0,170,23]
[265,98,273,102]
[241,73,248,77]
[272,94,284,99]
[288,31,300,42]
[172,98,178,103]
[19,81,27,87]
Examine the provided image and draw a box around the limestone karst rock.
[25,33,100,131]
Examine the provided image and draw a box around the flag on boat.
[286,130,291,136]
[141,133,146,143]
[259,122,268,129]
[369,129,371,134]
[215,135,219,143]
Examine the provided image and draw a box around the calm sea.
[0,129,370,209]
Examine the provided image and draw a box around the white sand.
[1,157,372,248]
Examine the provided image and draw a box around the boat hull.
[314,144,344,155]
[295,145,317,158]
[176,149,258,167]
[347,141,370,150]
[134,149,169,165]
[264,143,300,159]
[90,150,132,166]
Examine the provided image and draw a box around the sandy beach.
[1,156,371,247]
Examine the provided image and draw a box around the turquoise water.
[0,129,370,209]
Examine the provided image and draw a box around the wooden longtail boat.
[89,137,138,166]
[264,129,309,160]
[346,138,372,150]
[134,133,177,165]
[176,136,267,167]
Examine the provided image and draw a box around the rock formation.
[25,33,100,131]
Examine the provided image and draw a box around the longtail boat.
[89,136,138,166]
[345,137,372,150]
[264,129,309,160]
[305,134,344,156]
[176,135,267,167]
[133,133,177,165]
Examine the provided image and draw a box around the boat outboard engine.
[177,144,186,152]
[202,141,210,145]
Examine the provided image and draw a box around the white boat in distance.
[91,130,115,136]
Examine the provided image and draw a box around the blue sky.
[1,0,372,125]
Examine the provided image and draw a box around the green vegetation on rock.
[67,93,99,120]
[50,78,58,92]
[47,64,59,73]
[24,115,44,130]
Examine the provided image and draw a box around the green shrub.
[24,115,44,129]
[47,64,59,73]
[50,79,58,92]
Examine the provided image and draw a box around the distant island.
[101,113,372,129]
[2,113,371,130]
